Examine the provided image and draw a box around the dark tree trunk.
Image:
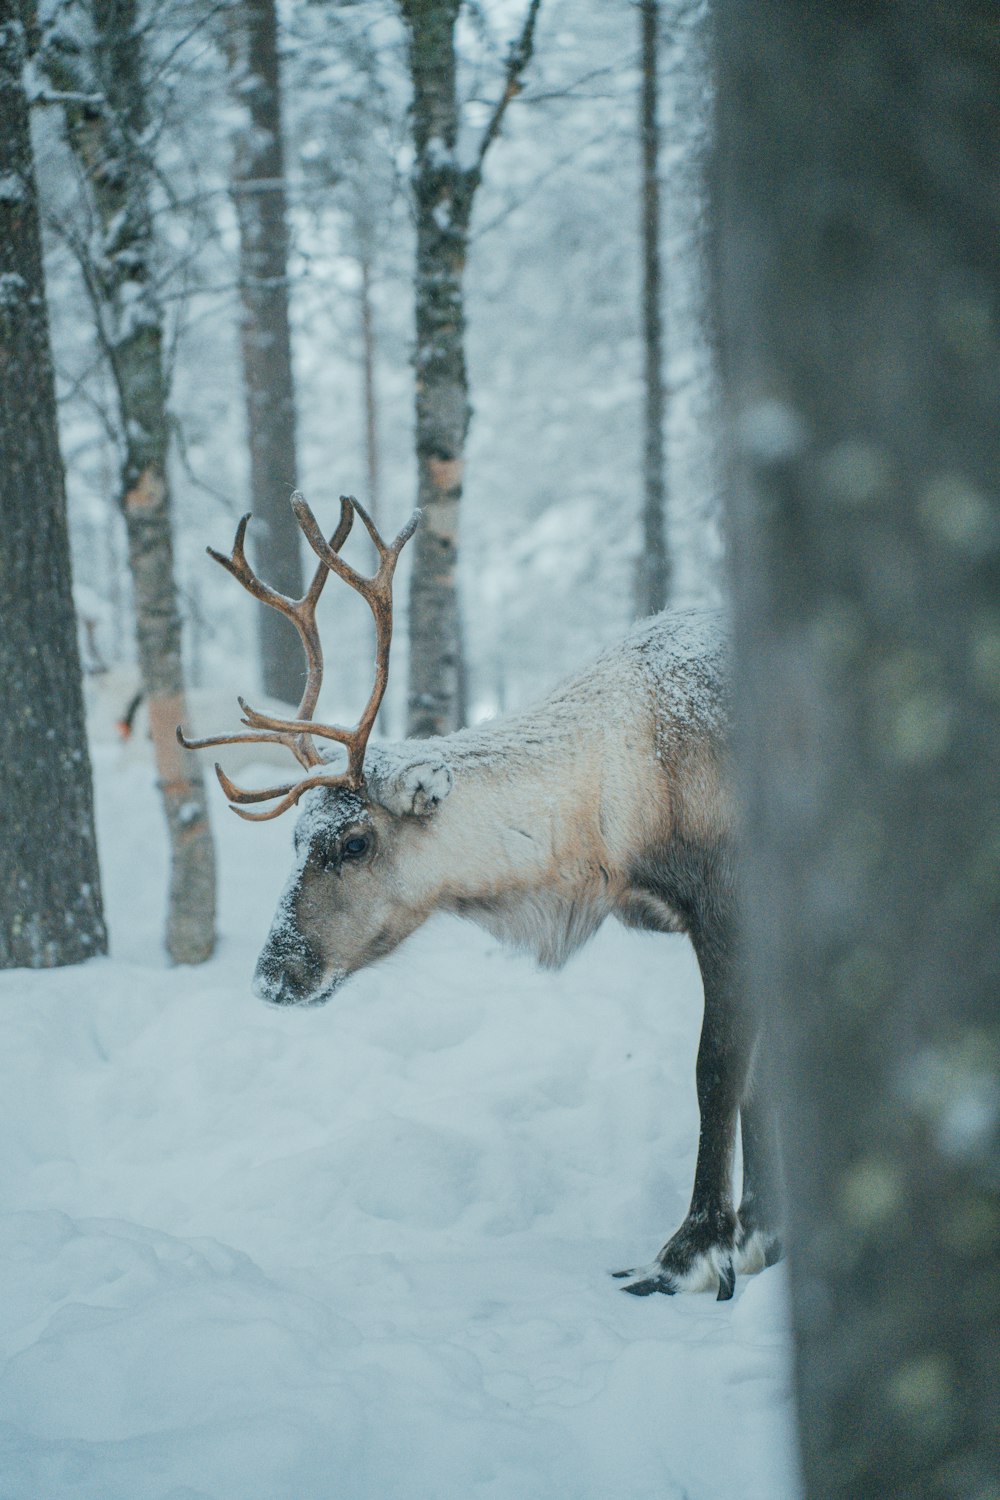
[359,247,390,735]
[225,0,305,706]
[360,249,381,527]
[637,0,669,617]
[0,8,107,969]
[45,0,216,964]
[715,4,1000,1497]
[400,0,540,738]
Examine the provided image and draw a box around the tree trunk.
[225,0,305,707]
[400,0,468,739]
[637,0,669,617]
[360,250,381,527]
[715,4,1000,1497]
[359,247,391,735]
[0,8,107,969]
[45,0,216,964]
[399,0,540,738]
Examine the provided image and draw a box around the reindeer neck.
[414,710,609,910]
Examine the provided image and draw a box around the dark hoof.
[716,1259,735,1301]
[621,1273,675,1297]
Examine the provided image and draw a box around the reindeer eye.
[343,835,369,858]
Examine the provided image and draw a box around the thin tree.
[225,0,305,706]
[359,244,381,529]
[636,0,669,616]
[43,0,216,964]
[715,3,1000,1495]
[399,0,541,738]
[0,4,107,969]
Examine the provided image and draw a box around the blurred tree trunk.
[399,0,540,738]
[44,0,216,964]
[0,9,107,969]
[637,0,669,617]
[715,4,1000,1497]
[359,244,391,736]
[225,0,305,707]
[359,248,381,527]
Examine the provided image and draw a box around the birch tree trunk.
[225,0,305,706]
[637,0,669,617]
[400,0,468,738]
[0,6,107,969]
[400,0,540,738]
[45,0,215,964]
[715,4,1000,1495]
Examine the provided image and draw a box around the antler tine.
[349,496,421,567]
[178,493,416,818]
[205,498,350,611]
[291,492,419,597]
[207,513,284,611]
[236,695,355,747]
[176,724,307,755]
[288,492,420,781]
[214,761,353,823]
[289,492,354,738]
[215,762,300,805]
[194,497,356,772]
[301,491,353,606]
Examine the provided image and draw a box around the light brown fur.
[254,611,729,999]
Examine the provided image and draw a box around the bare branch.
[472,0,543,177]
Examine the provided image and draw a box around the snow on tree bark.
[0,9,107,969]
[225,0,305,708]
[44,0,215,964]
[400,0,540,738]
[715,4,1000,1495]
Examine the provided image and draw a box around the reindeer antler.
[177,493,419,821]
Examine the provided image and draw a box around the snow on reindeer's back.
[615,608,730,740]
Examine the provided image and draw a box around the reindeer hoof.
[716,1258,735,1301]
[733,1223,784,1275]
[611,1261,679,1295]
[620,1272,677,1296]
[612,1221,739,1299]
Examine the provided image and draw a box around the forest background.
[2,2,997,1497]
[50,0,718,747]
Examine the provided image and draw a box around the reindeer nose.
[252,928,324,1006]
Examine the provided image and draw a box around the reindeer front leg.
[615,930,752,1299]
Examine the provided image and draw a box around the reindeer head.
[179,493,453,1005]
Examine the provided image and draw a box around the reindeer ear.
[379,756,454,817]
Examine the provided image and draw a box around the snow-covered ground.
[0,747,799,1500]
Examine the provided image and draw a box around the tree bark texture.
[360,250,381,527]
[399,0,540,738]
[400,0,469,739]
[225,0,305,707]
[46,0,216,964]
[637,0,669,617]
[0,8,107,969]
[715,5,999,1498]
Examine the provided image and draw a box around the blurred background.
[39,0,719,735]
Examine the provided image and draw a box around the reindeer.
[179,494,783,1299]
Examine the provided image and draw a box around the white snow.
[0,749,799,1500]
[0,172,26,202]
[0,271,28,308]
